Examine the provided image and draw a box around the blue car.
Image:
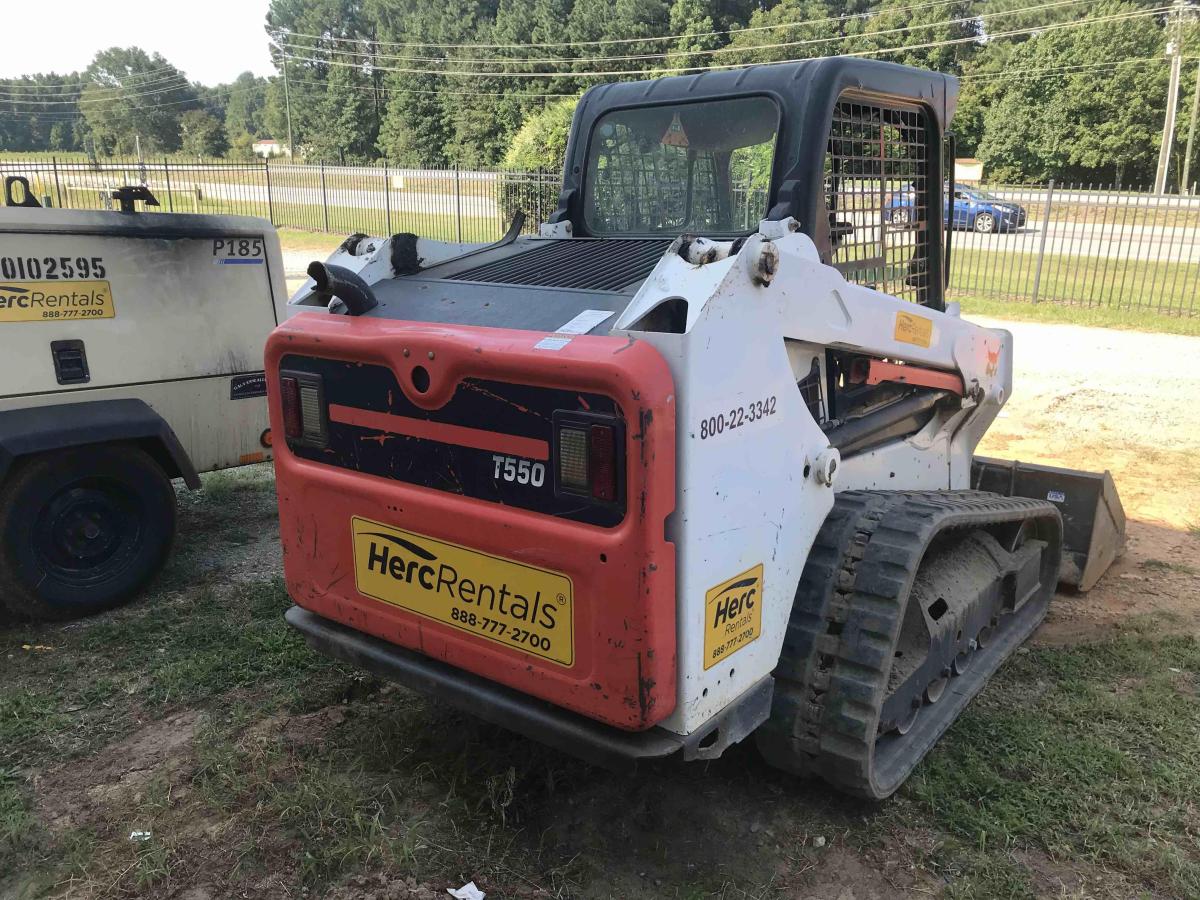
[887,183,1027,233]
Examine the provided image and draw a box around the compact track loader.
[268,58,1123,798]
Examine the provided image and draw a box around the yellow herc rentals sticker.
[893,310,933,348]
[0,281,115,322]
[704,564,763,669]
[351,516,574,666]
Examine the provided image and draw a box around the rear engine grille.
[447,239,670,292]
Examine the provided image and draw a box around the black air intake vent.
[446,239,670,292]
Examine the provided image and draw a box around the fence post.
[51,156,63,208]
[163,158,174,212]
[1031,178,1055,304]
[320,160,330,232]
[455,165,463,244]
[384,163,392,235]
[264,158,274,225]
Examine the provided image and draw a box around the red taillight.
[589,424,616,501]
[553,414,622,506]
[280,376,302,438]
[278,371,328,446]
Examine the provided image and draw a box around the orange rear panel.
[267,313,677,730]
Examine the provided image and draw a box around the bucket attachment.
[971,457,1126,592]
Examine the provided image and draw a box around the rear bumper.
[286,605,773,769]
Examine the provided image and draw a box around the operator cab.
[289,58,955,333]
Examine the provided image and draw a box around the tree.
[224,72,269,144]
[724,0,870,65]
[79,47,197,155]
[180,109,228,156]
[503,97,578,169]
[0,74,86,152]
[266,0,376,155]
[309,61,377,162]
[854,0,978,73]
[975,4,1169,184]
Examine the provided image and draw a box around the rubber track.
[756,489,1061,799]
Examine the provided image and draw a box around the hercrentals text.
[0,287,109,310]
[365,538,558,629]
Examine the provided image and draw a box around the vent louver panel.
[447,239,670,292]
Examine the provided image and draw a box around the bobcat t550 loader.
[268,58,1120,798]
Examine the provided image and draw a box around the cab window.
[583,96,779,236]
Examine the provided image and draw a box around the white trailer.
[0,180,287,619]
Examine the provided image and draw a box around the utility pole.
[282,52,295,159]
[1154,0,1187,194]
[1182,59,1200,193]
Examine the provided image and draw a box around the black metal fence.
[1,157,1196,316]
[943,182,1200,316]
[0,156,561,245]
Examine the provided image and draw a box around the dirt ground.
[3,316,1198,900]
[969,316,1200,644]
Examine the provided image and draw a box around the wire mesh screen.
[825,97,931,305]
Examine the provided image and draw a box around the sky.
[1,0,276,86]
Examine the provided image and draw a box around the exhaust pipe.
[306,261,379,316]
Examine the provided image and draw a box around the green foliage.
[180,109,227,157]
[223,71,270,146]
[975,3,1169,184]
[309,62,379,163]
[0,74,86,152]
[0,0,1189,185]
[502,97,577,170]
[80,47,198,155]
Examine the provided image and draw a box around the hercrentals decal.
[351,516,574,665]
[0,280,115,323]
[703,564,763,669]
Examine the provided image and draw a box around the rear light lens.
[278,370,327,446]
[589,424,616,501]
[559,428,589,491]
[280,376,302,439]
[553,413,622,506]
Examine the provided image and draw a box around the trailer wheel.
[0,444,176,621]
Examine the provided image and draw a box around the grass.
[1141,558,1198,575]
[951,245,1200,319]
[904,632,1200,899]
[957,293,1200,337]
[3,457,1198,899]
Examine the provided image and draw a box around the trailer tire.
[0,444,176,621]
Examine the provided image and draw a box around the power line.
[2,75,198,107]
[276,0,1090,68]
[960,55,1170,80]
[0,71,192,101]
[268,0,977,51]
[287,76,576,99]
[280,6,1171,80]
[0,63,195,97]
[0,79,260,120]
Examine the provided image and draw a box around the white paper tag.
[556,309,614,335]
[534,336,572,351]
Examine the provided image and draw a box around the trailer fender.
[0,399,200,488]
